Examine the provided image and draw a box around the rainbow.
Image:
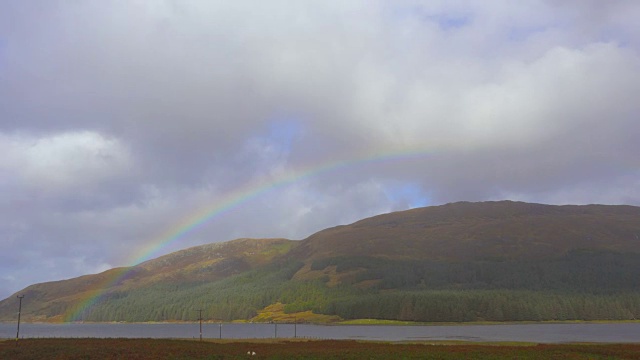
[63,148,435,322]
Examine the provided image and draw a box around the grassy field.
[2,338,640,359]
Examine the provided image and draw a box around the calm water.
[1,322,639,343]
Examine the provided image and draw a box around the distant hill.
[293,201,640,261]
[1,201,640,323]
[0,238,295,322]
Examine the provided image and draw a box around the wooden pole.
[16,295,24,342]
[195,309,203,341]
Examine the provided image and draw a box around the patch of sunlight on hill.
[250,303,341,324]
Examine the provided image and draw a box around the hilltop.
[1,201,639,323]
[294,201,640,261]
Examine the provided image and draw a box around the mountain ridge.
[2,201,640,323]
[291,200,640,262]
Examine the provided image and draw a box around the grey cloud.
[1,1,639,298]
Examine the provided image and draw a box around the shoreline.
[2,319,640,326]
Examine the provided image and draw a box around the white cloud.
[0,131,133,193]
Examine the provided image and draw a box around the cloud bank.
[1,0,639,298]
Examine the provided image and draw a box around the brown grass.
[2,338,640,359]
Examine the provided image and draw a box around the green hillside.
[1,201,640,323]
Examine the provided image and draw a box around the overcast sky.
[1,0,639,299]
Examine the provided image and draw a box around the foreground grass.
[2,338,640,359]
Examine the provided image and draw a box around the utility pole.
[16,295,24,342]
[294,316,297,338]
[195,309,203,341]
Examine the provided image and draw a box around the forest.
[63,249,640,322]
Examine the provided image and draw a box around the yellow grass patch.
[250,303,341,323]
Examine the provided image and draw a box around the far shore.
[2,319,640,326]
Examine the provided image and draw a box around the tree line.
[63,249,640,322]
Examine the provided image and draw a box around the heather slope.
[291,201,640,262]
[0,238,296,322]
[2,201,640,323]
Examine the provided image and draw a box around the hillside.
[293,201,640,261]
[1,201,640,323]
[0,238,295,322]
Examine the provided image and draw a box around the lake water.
[1,322,639,343]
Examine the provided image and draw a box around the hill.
[1,201,640,323]
[294,201,640,261]
[0,238,295,322]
